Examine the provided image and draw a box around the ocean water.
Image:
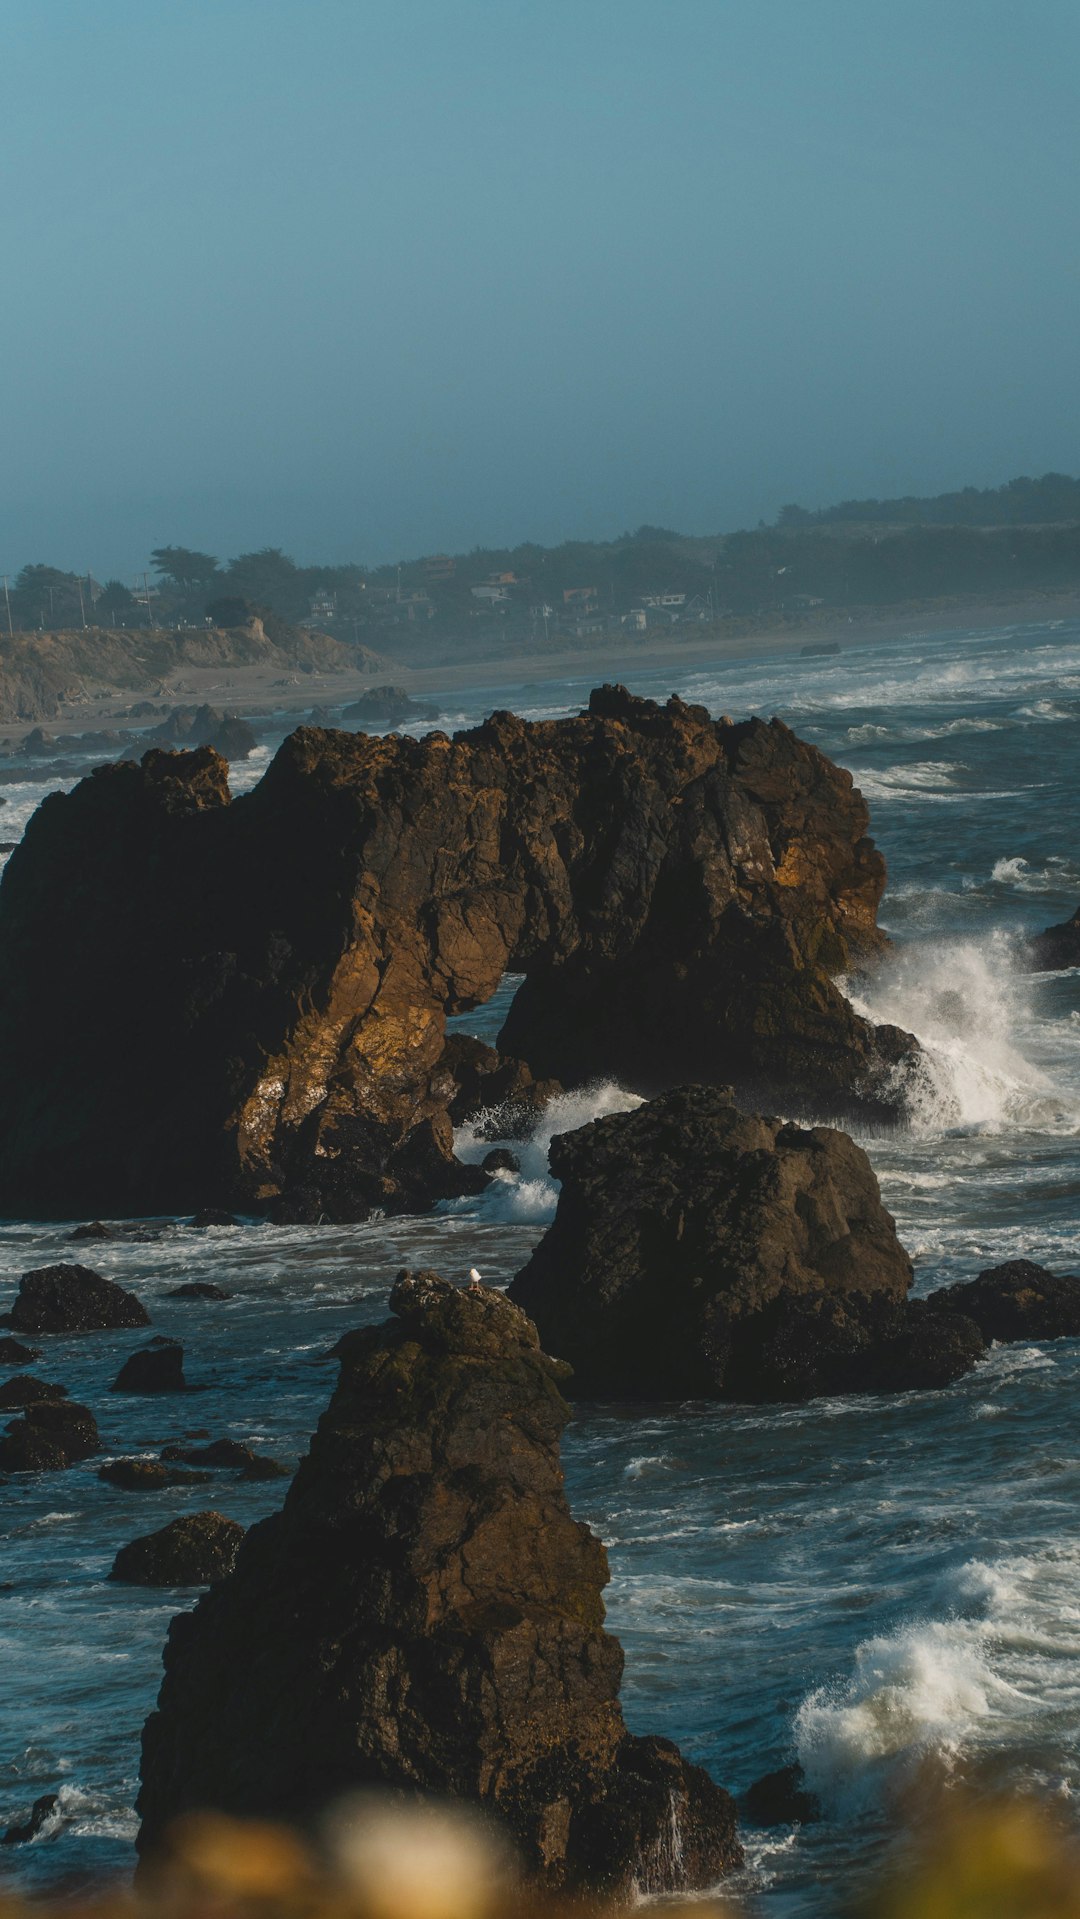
[4,618,1080,1909]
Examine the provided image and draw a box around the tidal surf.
[4,616,1080,1909]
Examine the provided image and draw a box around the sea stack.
[137,1272,740,1895]
[0,687,915,1222]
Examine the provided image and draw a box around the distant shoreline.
[5,587,1080,747]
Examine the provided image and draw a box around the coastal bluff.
[0,685,914,1221]
[137,1272,740,1895]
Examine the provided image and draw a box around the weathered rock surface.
[0,687,913,1221]
[148,705,258,761]
[1028,904,1080,970]
[137,1271,740,1894]
[927,1259,1080,1343]
[6,1265,150,1334]
[0,1398,100,1471]
[508,1085,951,1400]
[111,1512,245,1587]
[112,1339,188,1394]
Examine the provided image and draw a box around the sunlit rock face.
[0,685,912,1221]
[136,1273,741,1896]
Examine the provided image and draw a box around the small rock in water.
[160,1437,287,1477]
[0,1400,100,1472]
[743,1763,821,1826]
[189,1209,239,1229]
[7,1265,150,1335]
[481,1147,520,1174]
[111,1340,188,1394]
[0,1374,68,1409]
[110,1511,245,1587]
[0,1338,40,1366]
[99,1458,212,1491]
[927,1259,1080,1343]
[68,1220,117,1241]
[166,1281,231,1300]
[2,1792,60,1846]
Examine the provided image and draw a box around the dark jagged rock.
[99,1458,212,1491]
[137,1271,740,1894]
[1028,904,1080,971]
[112,1339,188,1394]
[0,1374,68,1409]
[0,1399,100,1472]
[0,1337,40,1365]
[743,1294,985,1401]
[2,1792,60,1846]
[509,1085,938,1400]
[339,685,438,728]
[927,1259,1080,1343]
[0,690,914,1222]
[743,1764,821,1826]
[110,1512,245,1587]
[69,1219,116,1240]
[166,1281,232,1300]
[7,1265,150,1334]
[189,1208,239,1229]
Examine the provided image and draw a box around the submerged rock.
[927,1259,1080,1343]
[189,1209,239,1229]
[137,1271,740,1894]
[160,1438,288,1477]
[509,1084,940,1400]
[0,1399,100,1471]
[7,1264,150,1335]
[110,1512,245,1587]
[112,1339,188,1394]
[743,1763,821,1826]
[69,1219,117,1241]
[167,1281,231,1299]
[0,690,913,1222]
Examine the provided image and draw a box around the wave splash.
[847,933,1074,1134]
[451,1081,643,1222]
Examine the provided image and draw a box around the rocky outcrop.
[149,705,258,761]
[99,1459,211,1491]
[111,1338,188,1393]
[1028,905,1080,970]
[167,1282,231,1300]
[509,1086,986,1401]
[927,1259,1080,1342]
[0,1398,100,1471]
[0,688,912,1222]
[0,1337,40,1365]
[5,1265,150,1334]
[2,1794,60,1846]
[111,1512,245,1587]
[160,1438,288,1478]
[340,685,438,728]
[0,1374,67,1408]
[137,1272,740,1895]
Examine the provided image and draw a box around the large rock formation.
[111,1512,245,1587]
[5,1265,150,1334]
[137,1273,740,1896]
[0,685,914,1221]
[509,1085,985,1401]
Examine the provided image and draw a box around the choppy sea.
[4,618,1080,1910]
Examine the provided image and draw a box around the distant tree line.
[7,473,1080,639]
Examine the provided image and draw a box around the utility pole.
[77,577,87,629]
[1,574,12,638]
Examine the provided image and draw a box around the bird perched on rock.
[467,1268,483,1291]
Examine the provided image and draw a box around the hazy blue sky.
[3,0,1080,577]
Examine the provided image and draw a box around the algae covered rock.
[137,1271,739,1894]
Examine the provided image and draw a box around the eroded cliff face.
[0,685,913,1220]
[136,1274,740,1895]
